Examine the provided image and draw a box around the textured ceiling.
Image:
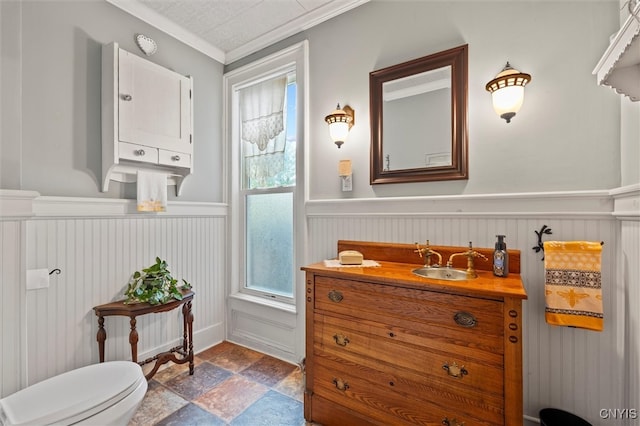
[107,0,368,64]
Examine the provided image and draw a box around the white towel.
[137,170,167,212]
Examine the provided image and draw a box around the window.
[224,41,307,360]
[225,41,306,313]
[240,76,296,300]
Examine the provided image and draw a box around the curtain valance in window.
[240,76,288,186]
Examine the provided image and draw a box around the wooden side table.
[93,289,194,380]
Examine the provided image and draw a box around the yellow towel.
[137,170,167,212]
[543,241,603,331]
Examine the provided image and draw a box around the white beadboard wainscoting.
[1,187,638,425]
[1,219,27,398]
[306,187,640,425]
[0,192,227,395]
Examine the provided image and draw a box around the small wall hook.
[49,268,61,275]
[532,225,553,261]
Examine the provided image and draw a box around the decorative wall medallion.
[135,34,157,56]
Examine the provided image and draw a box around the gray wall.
[230,0,621,199]
[0,0,223,202]
[619,0,640,187]
[621,101,640,186]
[0,1,627,201]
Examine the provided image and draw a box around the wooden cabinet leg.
[182,303,188,353]
[183,300,194,375]
[97,315,106,362]
[129,316,138,363]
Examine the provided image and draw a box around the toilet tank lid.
[0,361,145,426]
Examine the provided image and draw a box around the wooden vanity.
[302,240,527,426]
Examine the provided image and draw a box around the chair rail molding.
[1,191,228,218]
[306,189,614,218]
[0,190,40,218]
[611,183,640,220]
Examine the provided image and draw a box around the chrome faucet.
[446,242,488,278]
[414,240,443,267]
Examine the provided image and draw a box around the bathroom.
[0,0,638,425]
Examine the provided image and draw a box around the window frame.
[224,42,308,310]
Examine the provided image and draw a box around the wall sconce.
[485,62,531,123]
[325,104,354,148]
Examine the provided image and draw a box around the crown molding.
[105,0,226,63]
[225,0,369,64]
[105,0,368,65]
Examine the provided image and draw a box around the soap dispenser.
[493,235,508,277]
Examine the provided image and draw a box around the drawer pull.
[328,290,343,303]
[333,334,350,347]
[134,149,146,156]
[332,378,349,391]
[442,418,465,426]
[453,311,477,328]
[120,94,132,101]
[442,362,468,378]
[171,155,181,161]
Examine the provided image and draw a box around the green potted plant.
[125,257,191,305]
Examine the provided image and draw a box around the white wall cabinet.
[102,42,193,195]
[593,2,640,102]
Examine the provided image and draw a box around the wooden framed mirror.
[370,44,468,184]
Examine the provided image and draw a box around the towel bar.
[532,225,604,261]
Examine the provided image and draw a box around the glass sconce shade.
[325,104,354,148]
[328,121,350,145]
[485,63,531,123]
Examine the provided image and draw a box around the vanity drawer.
[312,356,500,426]
[159,149,191,168]
[316,311,503,367]
[314,313,505,397]
[118,141,159,163]
[314,276,505,345]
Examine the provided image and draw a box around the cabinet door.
[118,49,192,154]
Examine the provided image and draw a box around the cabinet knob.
[171,155,181,161]
[453,311,477,328]
[332,378,349,391]
[120,94,132,101]
[442,417,465,426]
[442,362,468,378]
[332,334,350,347]
[327,290,343,303]
[134,149,145,156]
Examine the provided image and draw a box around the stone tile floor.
[129,341,305,425]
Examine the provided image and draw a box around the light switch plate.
[341,175,352,192]
[26,268,50,290]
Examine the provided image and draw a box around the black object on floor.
[539,408,592,426]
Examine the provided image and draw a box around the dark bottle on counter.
[493,235,508,277]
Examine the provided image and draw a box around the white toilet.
[0,361,147,426]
